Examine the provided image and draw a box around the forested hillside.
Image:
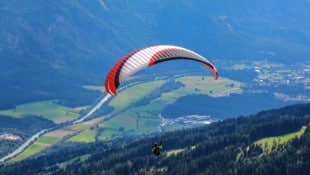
[1,103,309,175]
[0,115,55,158]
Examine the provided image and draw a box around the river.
[0,129,48,162]
[0,94,112,163]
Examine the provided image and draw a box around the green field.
[254,126,307,152]
[37,136,60,145]
[0,100,80,123]
[108,80,165,109]
[10,143,46,162]
[159,76,243,104]
[9,136,60,162]
[68,129,97,143]
[65,123,89,131]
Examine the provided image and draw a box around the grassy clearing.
[108,80,165,110]
[166,146,196,157]
[166,148,185,157]
[254,126,307,152]
[68,129,97,143]
[0,100,80,123]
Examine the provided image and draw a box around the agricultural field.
[159,76,243,104]
[108,80,165,110]
[36,136,60,145]
[9,143,46,162]
[44,129,75,139]
[66,117,107,142]
[9,136,61,162]
[68,129,97,143]
[0,100,80,123]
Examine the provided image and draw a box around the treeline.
[0,103,310,175]
[0,115,55,157]
[162,93,295,119]
[0,81,100,110]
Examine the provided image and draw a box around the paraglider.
[105,45,218,95]
[151,140,163,156]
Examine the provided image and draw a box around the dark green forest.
[0,103,309,175]
[0,115,55,157]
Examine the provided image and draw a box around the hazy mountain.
[1,0,309,108]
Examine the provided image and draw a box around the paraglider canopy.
[105,45,218,95]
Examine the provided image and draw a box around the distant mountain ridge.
[1,0,309,108]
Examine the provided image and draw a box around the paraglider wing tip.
[204,63,218,80]
[107,91,116,96]
[214,72,219,80]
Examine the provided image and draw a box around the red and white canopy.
[105,45,218,95]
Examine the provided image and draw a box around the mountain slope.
[1,0,310,108]
[0,103,309,175]
[0,0,152,108]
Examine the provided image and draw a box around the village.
[160,114,216,127]
[252,60,310,87]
